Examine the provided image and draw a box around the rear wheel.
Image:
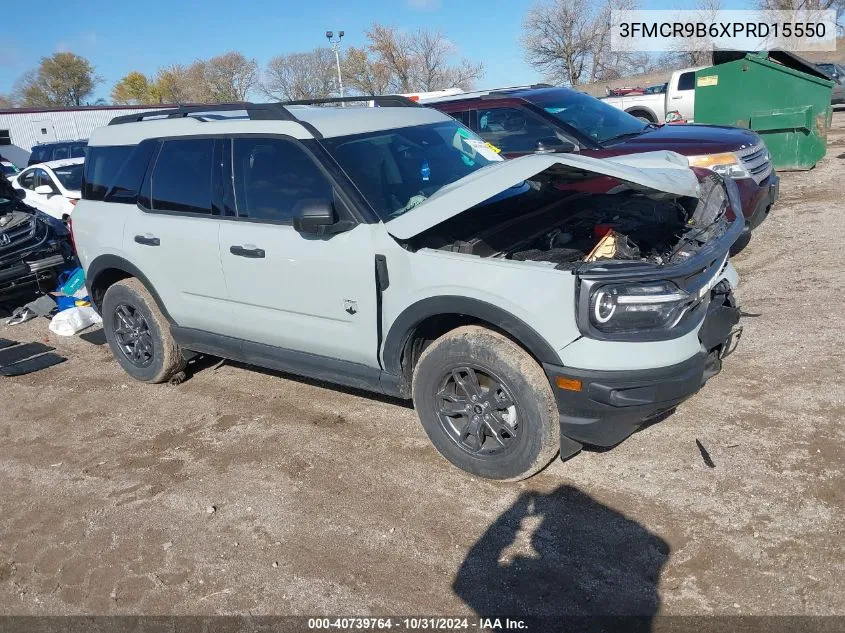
[101,278,184,383]
[412,326,560,480]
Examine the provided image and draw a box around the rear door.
[217,135,378,366]
[123,137,229,332]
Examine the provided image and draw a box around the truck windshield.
[528,89,649,145]
[322,121,502,221]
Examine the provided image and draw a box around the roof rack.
[108,102,296,125]
[279,95,420,107]
[108,95,420,126]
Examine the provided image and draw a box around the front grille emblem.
[0,233,10,246]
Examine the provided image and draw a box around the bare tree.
[343,47,394,95]
[262,48,337,100]
[343,23,484,94]
[0,94,13,108]
[521,0,596,86]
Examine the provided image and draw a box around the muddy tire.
[412,325,560,480]
[101,278,185,384]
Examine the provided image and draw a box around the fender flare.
[381,295,562,376]
[86,254,175,324]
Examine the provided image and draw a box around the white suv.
[72,99,744,480]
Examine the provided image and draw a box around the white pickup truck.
[601,67,704,124]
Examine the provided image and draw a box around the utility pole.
[326,30,345,100]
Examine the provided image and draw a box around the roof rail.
[108,102,297,126]
[279,95,421,107]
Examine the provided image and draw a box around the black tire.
[627,110,655,124]
[412,325,560,480]
[101,278,185,383]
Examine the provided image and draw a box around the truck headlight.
[687,152,750,179]
[589,281,692,332]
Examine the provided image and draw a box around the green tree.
[15,53,101,106]
[111,70,156,105]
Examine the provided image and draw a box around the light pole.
[326,30,345,99]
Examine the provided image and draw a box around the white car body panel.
[10,157,83,220]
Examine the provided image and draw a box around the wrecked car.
[73,101,743,481]
[0,177,75,305]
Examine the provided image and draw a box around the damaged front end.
[399,154,743,352]
[0,181,74,304]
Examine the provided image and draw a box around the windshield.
[528,89,649,145]
[321,121,502,221]
[52,164,83,191]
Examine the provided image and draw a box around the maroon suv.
[427,86,779,251]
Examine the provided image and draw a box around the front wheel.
[412,326,560,480]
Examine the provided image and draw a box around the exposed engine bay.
[0,178,74,302]
[408,173,731,269]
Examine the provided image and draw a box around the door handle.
[670,96,682,99]
[134,234,160,246]
[230,245,265,258]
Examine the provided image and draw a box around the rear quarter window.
[83,145,135,201]
[104,140,157,204]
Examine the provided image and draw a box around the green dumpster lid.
[711,49,830,80]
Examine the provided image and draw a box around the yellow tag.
[485,142,502,153]
[697,75,718,87]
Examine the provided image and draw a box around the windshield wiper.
[601,129,649,145]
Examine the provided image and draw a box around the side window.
[35,169,56,191]
[83,145,134,201]
[29,147,47,165]
[150,138,214,215]
[232,137,332,223]
[52,145,70,160]
[104,140,157,204]
[20,170,35,190]
[70,142,87,158]
[677,72,695,91]
[475,106,561,153]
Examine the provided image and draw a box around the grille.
[736,143,773,184]
[0,215,49,263]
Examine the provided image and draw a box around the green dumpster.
[693,50,833,170]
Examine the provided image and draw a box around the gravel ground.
[0,115,843,619]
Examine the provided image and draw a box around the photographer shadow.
[453,485,669,631]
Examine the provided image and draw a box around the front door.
[218,136,378,367]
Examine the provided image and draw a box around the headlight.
[687,152,750,179]
[589,281,692,332]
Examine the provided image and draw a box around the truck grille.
[0,215,49,262]
[736,143,773,184]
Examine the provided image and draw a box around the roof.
[419,84,555,104]
[89,102,453,146]
[26,157,85,170]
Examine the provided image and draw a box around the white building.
[0,105,172,167]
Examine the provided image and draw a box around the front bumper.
[545,285,741,454]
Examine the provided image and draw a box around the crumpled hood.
[385,150,700,240]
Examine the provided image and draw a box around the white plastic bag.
[48,306,102,336]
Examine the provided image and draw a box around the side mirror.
[293,199,337,234]
[535,137,577,154]
[34,184,54,196]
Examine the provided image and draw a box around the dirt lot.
[0,117,843,621]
